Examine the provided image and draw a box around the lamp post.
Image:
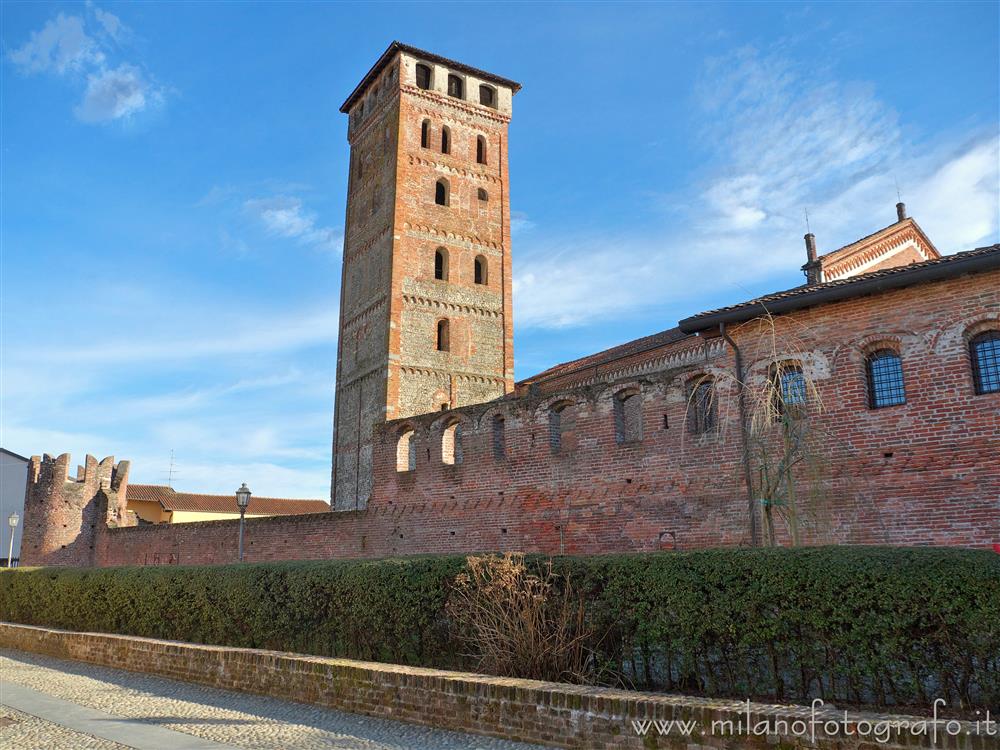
[7,513,19,568]
[235,483,251,562]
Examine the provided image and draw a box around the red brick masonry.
[2,622,993,750]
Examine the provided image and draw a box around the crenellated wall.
[20,453,133,567]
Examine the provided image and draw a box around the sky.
[2,1,998,499]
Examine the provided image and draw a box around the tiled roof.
[128,485,330,516]
[680,243,1000,332]
[519,327,691,386]
[816,217,938,265]
[341,41,522,113]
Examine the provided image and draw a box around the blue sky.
[2,1,997,498]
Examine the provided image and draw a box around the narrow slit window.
[492,415,505,459]
[396,429,415,472]
[442,422,462,465]
[476,136,487,165]
[437,319,450,351]
[435,179,449,206]
[474,256,487,285]
[434,248,448,280]
[420,120,430,148]
[441,126,451,154]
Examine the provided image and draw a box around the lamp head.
[235,483,251,510]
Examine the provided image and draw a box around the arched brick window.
[415,63,431,90]
[477,188,488,202]
[474,255,487,285]
[492,415,505,460]
[614,389,642,444]
[771,362,807,419]
[441,126,451,154]
[970,330,1000,395]
[447,74,463,99]
[866,349,906,408]
[479,85,496,108]
[688,376,717,434]
[396,428,415,472]
[442,421,462,465]
[420,120,430,148]
[549,401,573,454]
[435,178,449,206]
[434,248,448,281]
[437,319,450,352]
[476,135,487,165]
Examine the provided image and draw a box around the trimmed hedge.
[2,546,997,710]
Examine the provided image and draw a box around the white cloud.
[513,46,998,330]
[7,13,103,74]
[245,196,341,252]
[6,7,163,124]
[74,64,159,123]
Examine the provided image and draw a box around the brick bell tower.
[331,43,519,509]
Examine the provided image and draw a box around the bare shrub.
[447,553,593,683]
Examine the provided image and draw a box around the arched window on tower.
[474,255,487,285]
[479,85,496,108]
[436,319,450,352]
[434,248,448,281]
[476,136,487,165]
[420,120,430,148]
[477,188,488,202]
[441,126,451,154]
[415,63,431,90]
[435,179,449,206]
[447,74,463,99]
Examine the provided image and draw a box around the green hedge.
[2,546,997,710]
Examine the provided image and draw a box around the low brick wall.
[2,623,993,750]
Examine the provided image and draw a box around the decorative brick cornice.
[404,86,511,125]
[402,222,504,251]
[406,154,501,184]
[401,294,502,318]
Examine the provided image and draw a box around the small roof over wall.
[128,484,330,515]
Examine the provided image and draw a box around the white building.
[1,448,29,564]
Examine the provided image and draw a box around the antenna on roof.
[163,450,178,487]
[894,175,902,203]
[893,176,907,222]
[804,207,811,234]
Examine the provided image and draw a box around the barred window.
[971,330,1000,395]
[773,363,807,418]
[866,349,906,408]
[689,378,717,434]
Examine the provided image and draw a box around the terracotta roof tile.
[128,484,329,516]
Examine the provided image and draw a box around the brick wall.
[3,622,991,750]
[30,268,1000,568]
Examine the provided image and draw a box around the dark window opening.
[437,319,450,352]
[474,255,487,285]
[415,63,431,90]
[420,120,430,148]
[866,349,906,408]
[441,126,450,154]
[477,188,488,202]
[971,330,1000,394]
[479,85,496,108]
[435,179,448,206]
[476,136,487,165]
[447,74,463,98]
[434,248,448,280]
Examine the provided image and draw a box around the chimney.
[802,233,821,285]
[896,202,907,221]
[804,233,817,262]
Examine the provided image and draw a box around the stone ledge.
[1,622,993,750]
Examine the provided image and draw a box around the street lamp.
[235,483,251,562]
[7,513,19,568]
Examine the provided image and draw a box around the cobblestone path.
[0,649,551,750]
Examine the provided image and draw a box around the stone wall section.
[1,623,992,750]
